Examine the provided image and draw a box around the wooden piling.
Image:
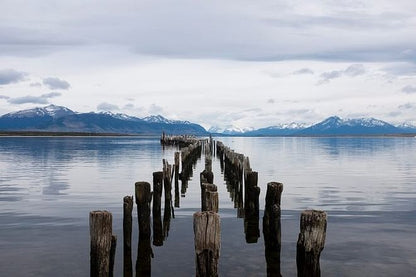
[123,196,133,277]
[263,182,283,277]
[244,171,260,243]
[204,190,219,213]
[193,211,221,277]
[201,183,217,212]
[109,235,117,277]
[174,152,180,208]
[296,210,327,277]
[153,172,164,246]
[135,182,152,239]
[90,210,113,277]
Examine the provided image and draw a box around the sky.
[0,0,415,130]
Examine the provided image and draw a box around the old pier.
[89,134,327,276]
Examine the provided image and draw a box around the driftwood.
[193,211,221,277]
[296,210,327,277]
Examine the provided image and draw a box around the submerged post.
[123,196,133,277]
[193,211,221,277]
[90,210,113,277]
[296,210,327,277]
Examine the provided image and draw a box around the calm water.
[0,136,415,276]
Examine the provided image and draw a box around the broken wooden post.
[193,211,221,277]
[135,182,153,276]
[296,210,327,277]
[163,162,173,238]
[90,210,113,277]
[109,235,117,277]
[263,182,283,277]
[174,152,180,208]
[123,196,133,277]
[135,182,152,239]
[244,171,260,243]
[201,183,217,212]
[153,171,164,246]
[204,190,219,213]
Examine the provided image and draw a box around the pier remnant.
[193,211,221,277]
[296,210,327,277]
[90,210,114,277]
[123,196,133,277]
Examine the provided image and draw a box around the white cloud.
[0,69,27,85]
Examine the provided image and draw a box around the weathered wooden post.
[263,182,283,277]
[109,235,117,277]
[123,196,133,277]
[90,210,113,277]
[135,182,153,276]
[153,171,164,246]
[296,210,327,277]
[163,162,173,238]
[201,183,217,212]
[204,190,219,213]
[244,171,260,243]
[193,211,221,277]
[174,152,180,208]
[135,182,152,239]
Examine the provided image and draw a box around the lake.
[0,136,415,276]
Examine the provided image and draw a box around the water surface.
[0,136,415,276]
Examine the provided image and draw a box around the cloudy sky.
[0,0,415,129]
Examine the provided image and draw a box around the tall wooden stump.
[163,163,173,238]
[123,196,133,277]
[263,182,283,277]
[204,190,219,213]
[109,235,117,277]
[90,211,113,277]
[174,152,180,208]
[193,211,221,277]
[296,210,327,277]
[153,172,164,246]
[244,171,260,243]
[135,182,153,276]
[201,183,217,212]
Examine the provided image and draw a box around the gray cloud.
[30,82,42,87]
[0,95,10,100]
[293,68,314,75]
[319,64,366,84]
[0,2,415,62]
[402,85,416,94]
[97,102,119,111]
[0,69,27,85]
[148,104,164,115]
[7,92,61,104]
[399,103,416,110]
[43,77,70,90]
[267,98,275,104]
[344,64,365,77]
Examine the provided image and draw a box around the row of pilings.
[89,135,327,277]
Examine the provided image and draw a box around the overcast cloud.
[0,0,415,128]
[0,69,27,85]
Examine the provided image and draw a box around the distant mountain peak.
[4,104,75,119]
[143,114,190,124]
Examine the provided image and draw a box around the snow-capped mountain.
[208,125,254,135]
[296,116,400,135]
[3,104,75,119]
[0,105,207,135]
[243,122,309,136]
[143,115,191,125]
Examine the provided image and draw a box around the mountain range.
[0,105,415,136]
[0,105,207,135]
